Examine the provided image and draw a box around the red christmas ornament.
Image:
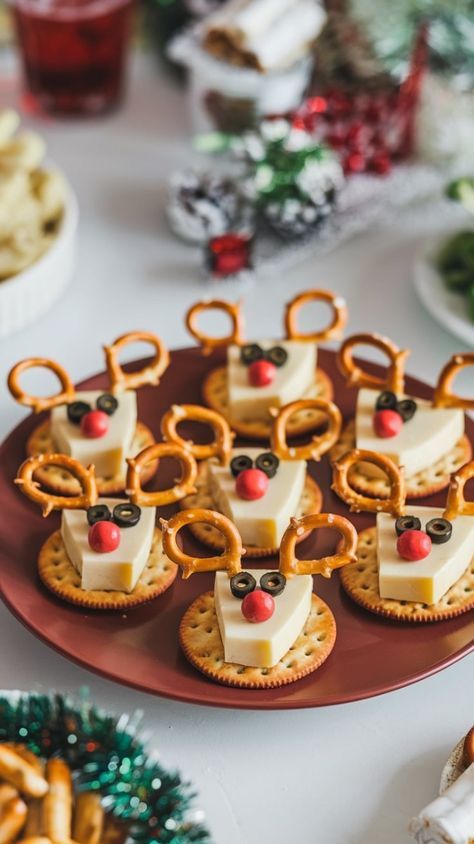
[88,521,121,554]
[373,409,403,438]
[80,409,109,439]
[248,359,276,387]
[206,233,252,278]
[397,530,432,562]
[235,468,269,501]
[241,589,275,623]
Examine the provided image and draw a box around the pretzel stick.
[279,513,358,578]
[103,331,170,393]
[337,333,409,394]
[0,746,48,798]
[15,454,98,516]
[126,442,198,507]
[161,404,234,465]
[433,352,474,409]
[332,449,406,517]
[161,509,244,578]
[0,794,28,844]
[7,358,76,413]
[72,793,104,844]
[270,399,342,461]
[185,299,245,354]
[18,839,52,844]
[284,289,348,342]
[43,759,72,843]
[24,800,45,836]
[443,461,474,520]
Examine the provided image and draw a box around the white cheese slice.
[51,390,137,479]
[355,388,464,479]
[214,568,312,667]
[208,447,306,548]
[377,506,474,605]
[227,340,316,424]
[409,762,474,844]
[61,498,155,592]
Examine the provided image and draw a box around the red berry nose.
[235,468,269,501]
[241,590,275,623]
[80,409,109,439]
[373,409,403,438]
[397,530,432,562]
[248,359,277,388]
[88,520,121,554]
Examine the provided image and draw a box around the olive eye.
[395,515,422,536]
[266,346,288,367]
[67,400,92,425]
[230,454,253,477]
[255,451,279,478]
[397,398,417,422]
[87,504,112,526]
[375,391,398,411]
[113,503,141,528]
[260,571,286,596]
[241,344,264,366]
[96,393,119,416]
[230,572,256,598]
[426,518,452,544]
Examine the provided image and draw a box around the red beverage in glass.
[12,0,135,115]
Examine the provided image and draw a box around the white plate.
[414,230,474,348]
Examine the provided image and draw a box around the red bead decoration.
[397,530,432,562]
[80,410,109,439]
[373,409,403,438]
[206,234,252,278]
[235,468,269,501]
[241,589,275,623]
[88,520,121,554]
[248,359,276,387]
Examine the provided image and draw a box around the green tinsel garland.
[0,692,210,844]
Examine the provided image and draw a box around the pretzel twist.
[332,449,406,517]
[443,461,474,520]
[337,333,410,394]
[15,454,98,516]
[0,745,48,798]
[104,331,170,393]
[270,399,342,462]
[160,509,244,578]
[126,442,198,507]
[161,404,234,465]
[433,352,474,409]
[284,289,348,343]
[0,792,27,844]
[185,299,245,354]
[7,358,76,413]
[279,513,358,578]
[43,759,72,843]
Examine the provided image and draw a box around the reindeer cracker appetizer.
[332,450,474,622]
[160,508,357,689]
[161,399,342,556]
[14,444,198,609]
[7,332,170,496]
[331,335,473,499]
[185,288,347,440]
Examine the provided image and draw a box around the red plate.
[0,348,472,710]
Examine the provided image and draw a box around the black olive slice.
[96,393,119,416]
[67,401,92,425]
[230,455,253,477]
[230,572,257,599]
[395,515,422,536]
[255,451,280,478]
[113,503,141,528]
[240,343,264,366]
[87,504,112,526]
[260,571,286,596]
[397,398,417,422]
[266,346,288,367]
[426,517,452,544]
[375,391,398,412]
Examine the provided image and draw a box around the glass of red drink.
[11,0,135,115]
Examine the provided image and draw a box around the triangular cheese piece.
[377,506,474,605]
[51,390,137,479]
[356,389,464,478]
[214,569,312,667]
[61,498,155,592]
[208,447,306,548]
[227,340,316,424]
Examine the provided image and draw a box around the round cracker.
[38,528,177,610]
[26,420,157,496]
[179,461,322,557]
[330,420,472,499]
[179,591,336,689]
[340,527,474,622]
[202,365,334,440]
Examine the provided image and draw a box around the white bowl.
[0,178,78,339]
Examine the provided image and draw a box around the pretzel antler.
[161,404,234,465]
[433,353,474,409]
[126,443,198,507]
[160,509,244,578]
[337,333,410,395]
[7,358,76,413]
[270,399,342,462]
[284,289,348,343]
[185,299,245,355]
[104,331,170,393]
[279,513,357,578]
[332,449,406,516]
[15,454,98,516]
[443,461,474,520]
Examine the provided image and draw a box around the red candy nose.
[397,530,432,561]
[235,468,269,500]
[80,409,109,439]
[88,520,121,553]
[373,409,403,438]
[241,590,275,623]
[248,359,276,387]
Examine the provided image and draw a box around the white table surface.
[0,47,473,844]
